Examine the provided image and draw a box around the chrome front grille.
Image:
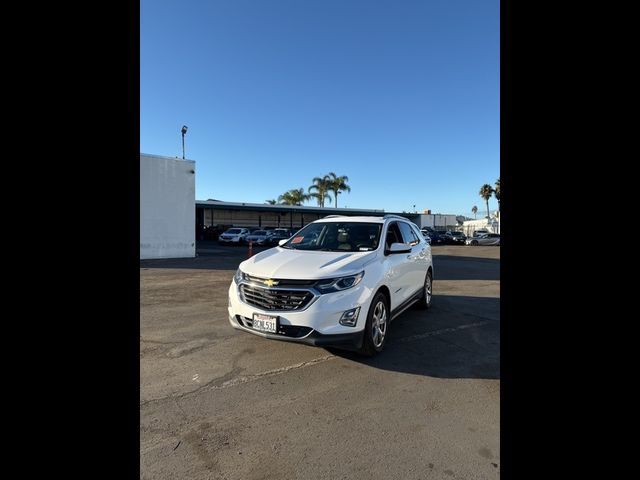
[239,284,315,311]
[244,274,317,288]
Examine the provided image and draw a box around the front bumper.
[228,314,363,350]
[228,280,373,349]
[219,237,242,243]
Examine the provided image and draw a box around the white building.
[140,153,196,259]
[414,213,459,230]
[461,212,500,236]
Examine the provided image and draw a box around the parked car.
[465,233,500,246]
[228,215,433,356]
[218,228,250,245]
[444,231,467,244]
[266,228,292,245]
[424,230,446,245]
[245,230,276,246]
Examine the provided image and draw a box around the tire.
[359,292,390,356]
[416,269,433,310]
[471,240,478,246]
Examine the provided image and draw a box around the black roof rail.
[382,214,409,220]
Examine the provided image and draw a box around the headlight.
[234,268,245,284]
[315,272,365,294]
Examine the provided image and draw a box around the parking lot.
[140,244,500,479]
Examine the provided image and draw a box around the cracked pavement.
[140,245,500,479]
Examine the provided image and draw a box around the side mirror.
[278,239,288,246]
[386,242,411,254]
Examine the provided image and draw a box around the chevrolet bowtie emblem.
[264,279,279,287]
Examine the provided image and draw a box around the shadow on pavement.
[433,255,500,281]
[327,295,500,380]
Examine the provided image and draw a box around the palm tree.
[265,199,277,205]
[278,188,310,206]
[308,176,332,208]
[494,177,500,211]
[327,172,351,208]
[479,184,494,219]
[472,205,478,219]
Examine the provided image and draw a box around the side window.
[398,222,420,246]
[410,224,425,244]
[385,222,402,249]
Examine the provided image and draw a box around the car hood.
[239,247,378,279]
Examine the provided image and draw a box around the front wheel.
[471,240,478,246]
[416,270,433,309]
[359,292,390,356]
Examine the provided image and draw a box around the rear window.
[226,229,241,234]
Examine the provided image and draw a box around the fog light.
[339,307,361,327]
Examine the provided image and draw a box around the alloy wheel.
[371,301,387,348]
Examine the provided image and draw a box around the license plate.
[252,313,278,333]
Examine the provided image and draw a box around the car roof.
[313,216,386,224]
[314,215,425,225]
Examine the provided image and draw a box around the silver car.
[245,230,276,246]
[465,233,500,246]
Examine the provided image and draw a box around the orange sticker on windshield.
[291,236,304,244]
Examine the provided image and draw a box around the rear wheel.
[359,292,389,356]
[416,270,433,309]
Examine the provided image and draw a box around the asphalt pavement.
[140,244,500,479]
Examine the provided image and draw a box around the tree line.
[266,172,351,208]
[472,177,500,219]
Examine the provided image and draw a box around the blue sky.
[141,0,499,217]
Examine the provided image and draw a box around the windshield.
[281,222,382,252]
[226,229,242,234]
[252,230,267,236]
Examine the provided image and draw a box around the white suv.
[228,215,433,355]
[219,228,250,245]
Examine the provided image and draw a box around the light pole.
[181,125,188,159]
